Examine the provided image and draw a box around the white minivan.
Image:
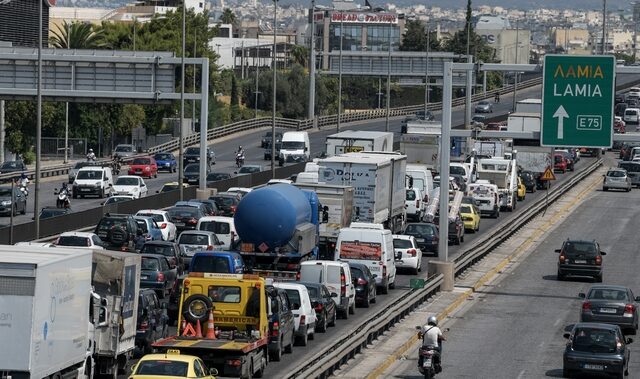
[196,216,237,250]
[406,164,434,203]
[335,222,397,294]
[624,108,640,124]
[467,181,500,218]
[405,187,425,221]
[279,131,310,165]
[72,166,113,198]
[273,282,317,346]
[299,260,355,319]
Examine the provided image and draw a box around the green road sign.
[541,55,615,148]
[410,278,425,289]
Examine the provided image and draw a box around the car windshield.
[134,360,188,376]
[282,141,305,149]
[406,189,417,201]
[239,166,260,174]
[479,101,489,106]
[0,188,12,197]
[185,147,200,154]
[393,239,413,249]
[115,145,133,152]
[563,241,598,258]
[141,244,174,257]
[571,328,618,353]
[405,224,436,236]
[168,208,199,218]
[57,236,90,247]
[554,156,563,163]
[178,234,210,245]
[460,205,472,214]
[76,170,102,180]
[212,197,235,207]
[138,213,164,223]
[132,158,150,165]
[141,257,160,271]
[185,165,200,173]
[607,170,626,177]
[154,153,171,160]
[450,166,466,176]
[116,177,139,186]
[199,221,230,234]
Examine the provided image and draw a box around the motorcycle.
[111,158,121,175]
[417,345,440,379]
[235,152,245,168]
[18,179,29,198]
[55,188,71,209]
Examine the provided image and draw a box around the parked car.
[140,253,178,299]
[273,282,317,346]
[183,163,210,185]
[176,230,223,268]
[562,323,632,378]
[0,160,26,174]
[603,168,632,192]
[113,175,148,198]
[112,144,136,159]
[266,285,295,361]
[206,172,232,186]
[578,285,640,335]
[392,235,423,275]
[0,185,27,216]
[209,192,242,217]
[136,209,177,242]
[140,241,184,274]
[54,231,105,249]
[128,156,158,178]
[299,282,337,333]
[135,289,169,356]
[166,206,207,233]
[403,223,439,255]
[153,152,177,173]
[68,161,98,183]
[183,146,215,166]
[348,262,377,308]
[475,100,493,113]
[556,239,606,282]
[134,216,164,242]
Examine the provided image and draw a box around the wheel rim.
[187,299,208,320]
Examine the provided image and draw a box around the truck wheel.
[380,281,389,295]
[349,302,355,314]
[182,294,212,325]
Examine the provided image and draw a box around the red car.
[614,117,626,134]
[554,154,568,173]
[128,156,158,178]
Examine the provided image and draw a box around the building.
[0,0,53,48]
[474,16,530,64]
[552,27,590,53]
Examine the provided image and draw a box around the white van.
[405,187,425,221]
[624,108,640,124]
[196,216,237,250]
[334,222,397,294]
[450,162,472,185]
[273,282,317,345]
[467,181,500,218]
[406,163,434,202]
[299,260,355,318]
[72,166,113,198]
[295,171,319,184]
[279,131,310,165]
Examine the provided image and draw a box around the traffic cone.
[195,319,203,338]
[205,310,216,339]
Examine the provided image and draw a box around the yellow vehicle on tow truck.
[153,273,269,378]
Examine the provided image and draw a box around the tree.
[290,45,308,68]
[219,8,237,25]
[49,21,104,49]
[400,19,441,52]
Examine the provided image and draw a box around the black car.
[135,289,169,356]
[165,206,206,233]
[206,172,232,187]
[94,213,139,251]
[183,163,210,185]
[0,160,26,174]
[556,239,606,282]
[563,323,632,378]
[349,262,377,308]
[266,285,295,361]
[209,192,242,217]
[140,253,178,299]
[188,198,219,216]
[299,282,337,333]
[404,223,439,255]
[183,147,215,166]
[140,241,185,274]
[261,131,283,148]
[0,185,27,216]
[167,275,185,326]
[37,206,71,220]
[519,171,537,193]
[264,141,282,160]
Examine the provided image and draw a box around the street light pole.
[178,1,186,201]
[308,0,316,125]
[271,0,278,178]
[337,13,344,133]
[193,31,197,133]
[255,63,260,118]
[512,19,519,113]
[601,0,607,55]
[385,19,392,132]
[34,0,43,238]
[424,24,430,116]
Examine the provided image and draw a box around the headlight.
[144,167,150,171]
[0,200,11,206]
[133,188,139,192]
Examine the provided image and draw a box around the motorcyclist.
[420,316,446,373]
[86,149,96,161]
[236,146,245,166]
[133,229,146,251]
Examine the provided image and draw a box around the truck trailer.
[325,131,394,157]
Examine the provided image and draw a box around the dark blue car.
[189,251,245,274]
[154,152,177,173]
[140,253,178,299]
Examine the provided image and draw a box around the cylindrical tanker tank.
[234,184,312,249]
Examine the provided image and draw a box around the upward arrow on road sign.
[552,105,569,140]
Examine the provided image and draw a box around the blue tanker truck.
[233,183,320,277]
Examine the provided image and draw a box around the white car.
[273,282,317,346]
[112,175,148,198]
[136,209,178,241]
[405,187,425,221]
[227,187,253,198]
[392,235,422,275]
[55,232,105,250]
[102,195,135,206]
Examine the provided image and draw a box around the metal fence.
[41,137,87,158]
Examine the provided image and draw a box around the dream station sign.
[331,12,398,24]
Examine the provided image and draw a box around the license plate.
[574,259,587,264]
[80,188,90,192]
[416,238,425,242]
[583,364,604,370]
[369,266,380,271]
[600,308,617,313]
[175,222,185,227]
[141,275,148,280]
[423,359,432,368]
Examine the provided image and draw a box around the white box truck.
[507,112,541,133]
[476,157,519,212]
[400,122,441,172]
[513,145,551,186]
[515,98,541,114]
[317,152,407,233]
[325,131,394,157]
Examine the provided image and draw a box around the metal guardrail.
[284,274,444,379]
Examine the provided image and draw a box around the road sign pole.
[438,61,452,263]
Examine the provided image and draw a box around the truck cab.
[279,131,310,165]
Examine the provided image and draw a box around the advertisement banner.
[339,241,382,260]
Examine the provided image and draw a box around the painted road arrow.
[553,105,569,140]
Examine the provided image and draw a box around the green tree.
[219,8,237,25]
[290,45,309,68]
[49,21,104,49]
[400,20,440,52]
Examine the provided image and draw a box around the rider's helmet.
[427,316,438,326]
[20,172,27,179]
[238,145,243,151]
[89,148,93,153]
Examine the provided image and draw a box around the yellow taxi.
[157,181,190,194]
[517,177,526,201]
[460,204,481,233]
[129,351,218,379]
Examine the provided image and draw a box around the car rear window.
[571,328,617,353]
[607,170,626,177]
[393,239,413,249]
[350,267,364,280]
[460,205,472,214]
[588,288,629,301]
[327,266,341,283]
[141,244,174,257]
[212,197,236,207]
[199,221,230,234]
[191,256,231,273]
[563,241,598,258]
[405,224,436,236]
[450,166,465,176]
[96,218,127,232]
[284,289,301,308]
[619,163,640,172]
[135,360,188,376]
[300,265,323,283]
[57,236,89,247]
[178,234,210,245]
[132,158,150,165]
[209,286,240,303]
[406,189,417,201]
[155,154,171,160]
[168,208,198,218]
[138,213,164,223]
[141,257,160,271]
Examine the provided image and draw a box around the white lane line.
[517,369,526,379]
[554,318,562,327]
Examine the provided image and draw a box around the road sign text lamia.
[552,64,606,98]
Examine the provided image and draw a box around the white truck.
[294,183,354,260]
[473,140,509,158]
[507,112,541,133]
[317,152,407,233]
[0,245,141,379]
[400,122,441,173]
[476,157,519,212]
[325,131,393,157]
[513,146,552,185]
[467,180,500,218]
[515,98,541,114]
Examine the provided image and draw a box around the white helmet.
[427,316,438,326]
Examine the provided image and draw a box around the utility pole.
[193,31,197,133]
[271,0,278,178]
[634,2,640,63]
[385,19,392,132]
[337,12,344,133]
[512,19,519,113]
[255,63,260,118]
[464,18,471,130]
[601,0,607,55]
[35,0,43,238]
[178,1,186,201]
[377,77,382,109]
[308,0,316,126]
[424,24,430,116]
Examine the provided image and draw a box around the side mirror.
[234,171,238,174]
[563,333,571,339]
[415,325,422,331]
[100,202,105,206]
[600,251,607,256]
[156,190,160,193]
[330,292,338,298]
[372,274,377,278]
[554,249,561,253]
[108,183,113,187]
[634,296,640,302]
[578,293,586,299]
[130,363,138,373]
[627,338,634,344]
[54,189,58,195]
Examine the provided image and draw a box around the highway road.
[382,152,640,379]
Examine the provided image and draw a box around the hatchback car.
[554,154,568,173]
[614,116,626,134]
[134,216,164,242]
[135,288,168,356]
[299,282,337,333]
[136,209,177,242]
[474,100,493,113]
[603,168,632,192]
[140,253,178,299]
[112,144,136,159]
[112,175,147,198]
[176,230,223,268]
[0,160,26,174]
[153,152,177,173]
[579,285,640,335]
[183,163,210,185]
[618,162,640,187]
[393,235,422,274]
[166,206,207,233]
[563,323,632,378]
[349,262,377,308]
[209,192,242,217]
[556,239,606,282]
[140,241,184,274]
[236,165,262,175]
[0,185,27,216]
[459,204,481,233]
[404,223,439,255]
[128,156,158,178]
[55,232,104,249]
[129,351,217,379]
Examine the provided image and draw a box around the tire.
[595,274,603,283]
[603,187,608,191]
[317,313,327,332]
[341,308,349,319]
[297,327,308,346]
[389,278,395,289]
[270,342,282,362]
[284,334,294,353]
[363,294,370,308]
[182,294,212,325]
[308,329,314,340]
[380,281,389,295]
[329,309,337,327]
[557,271,565,281]
[20,203,25,215]
[563,368,571,378]
[349,302,355,314]
[99,188,104,199]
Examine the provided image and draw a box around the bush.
[22,150,35,165]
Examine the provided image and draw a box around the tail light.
[408,249,417,257]
[422,349,435,357]
[157,272,165,282]
[416,200,420,208]
[286,263,298,270]
[595,255,602,265]
[314,302,323,312]
[226,359,242,367]
[272,321,279,336]
[295,272,301,281]
[357,278,367,286]
[121,246,129,252]
[382,265,387,279]
[160,223,167,229]
[300,314,306,326]
[139,320,149,331]
[582,301,591,311]
[230,205,237,214]
[625,304,635,317]
[559,254,566,264]
[207,245,213,250]
[340,273,346,297]
[187,218,198,225]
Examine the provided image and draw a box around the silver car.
[474,100,493,113]
[176,230,223,268]
[603,168,632,192]
[579,285,640,335]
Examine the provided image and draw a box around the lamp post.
[424,24,430,116]
[601,0,607,55]
[308,0,316,125]
[512,19,520,113]
[271,0,278,178]
[255,63,261,118]
[385,18,392,132]
[337,11,344,133]
[178,1,186,201]
[34,0,43,237]
[377,77,382,109]
[193,31,197,133]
